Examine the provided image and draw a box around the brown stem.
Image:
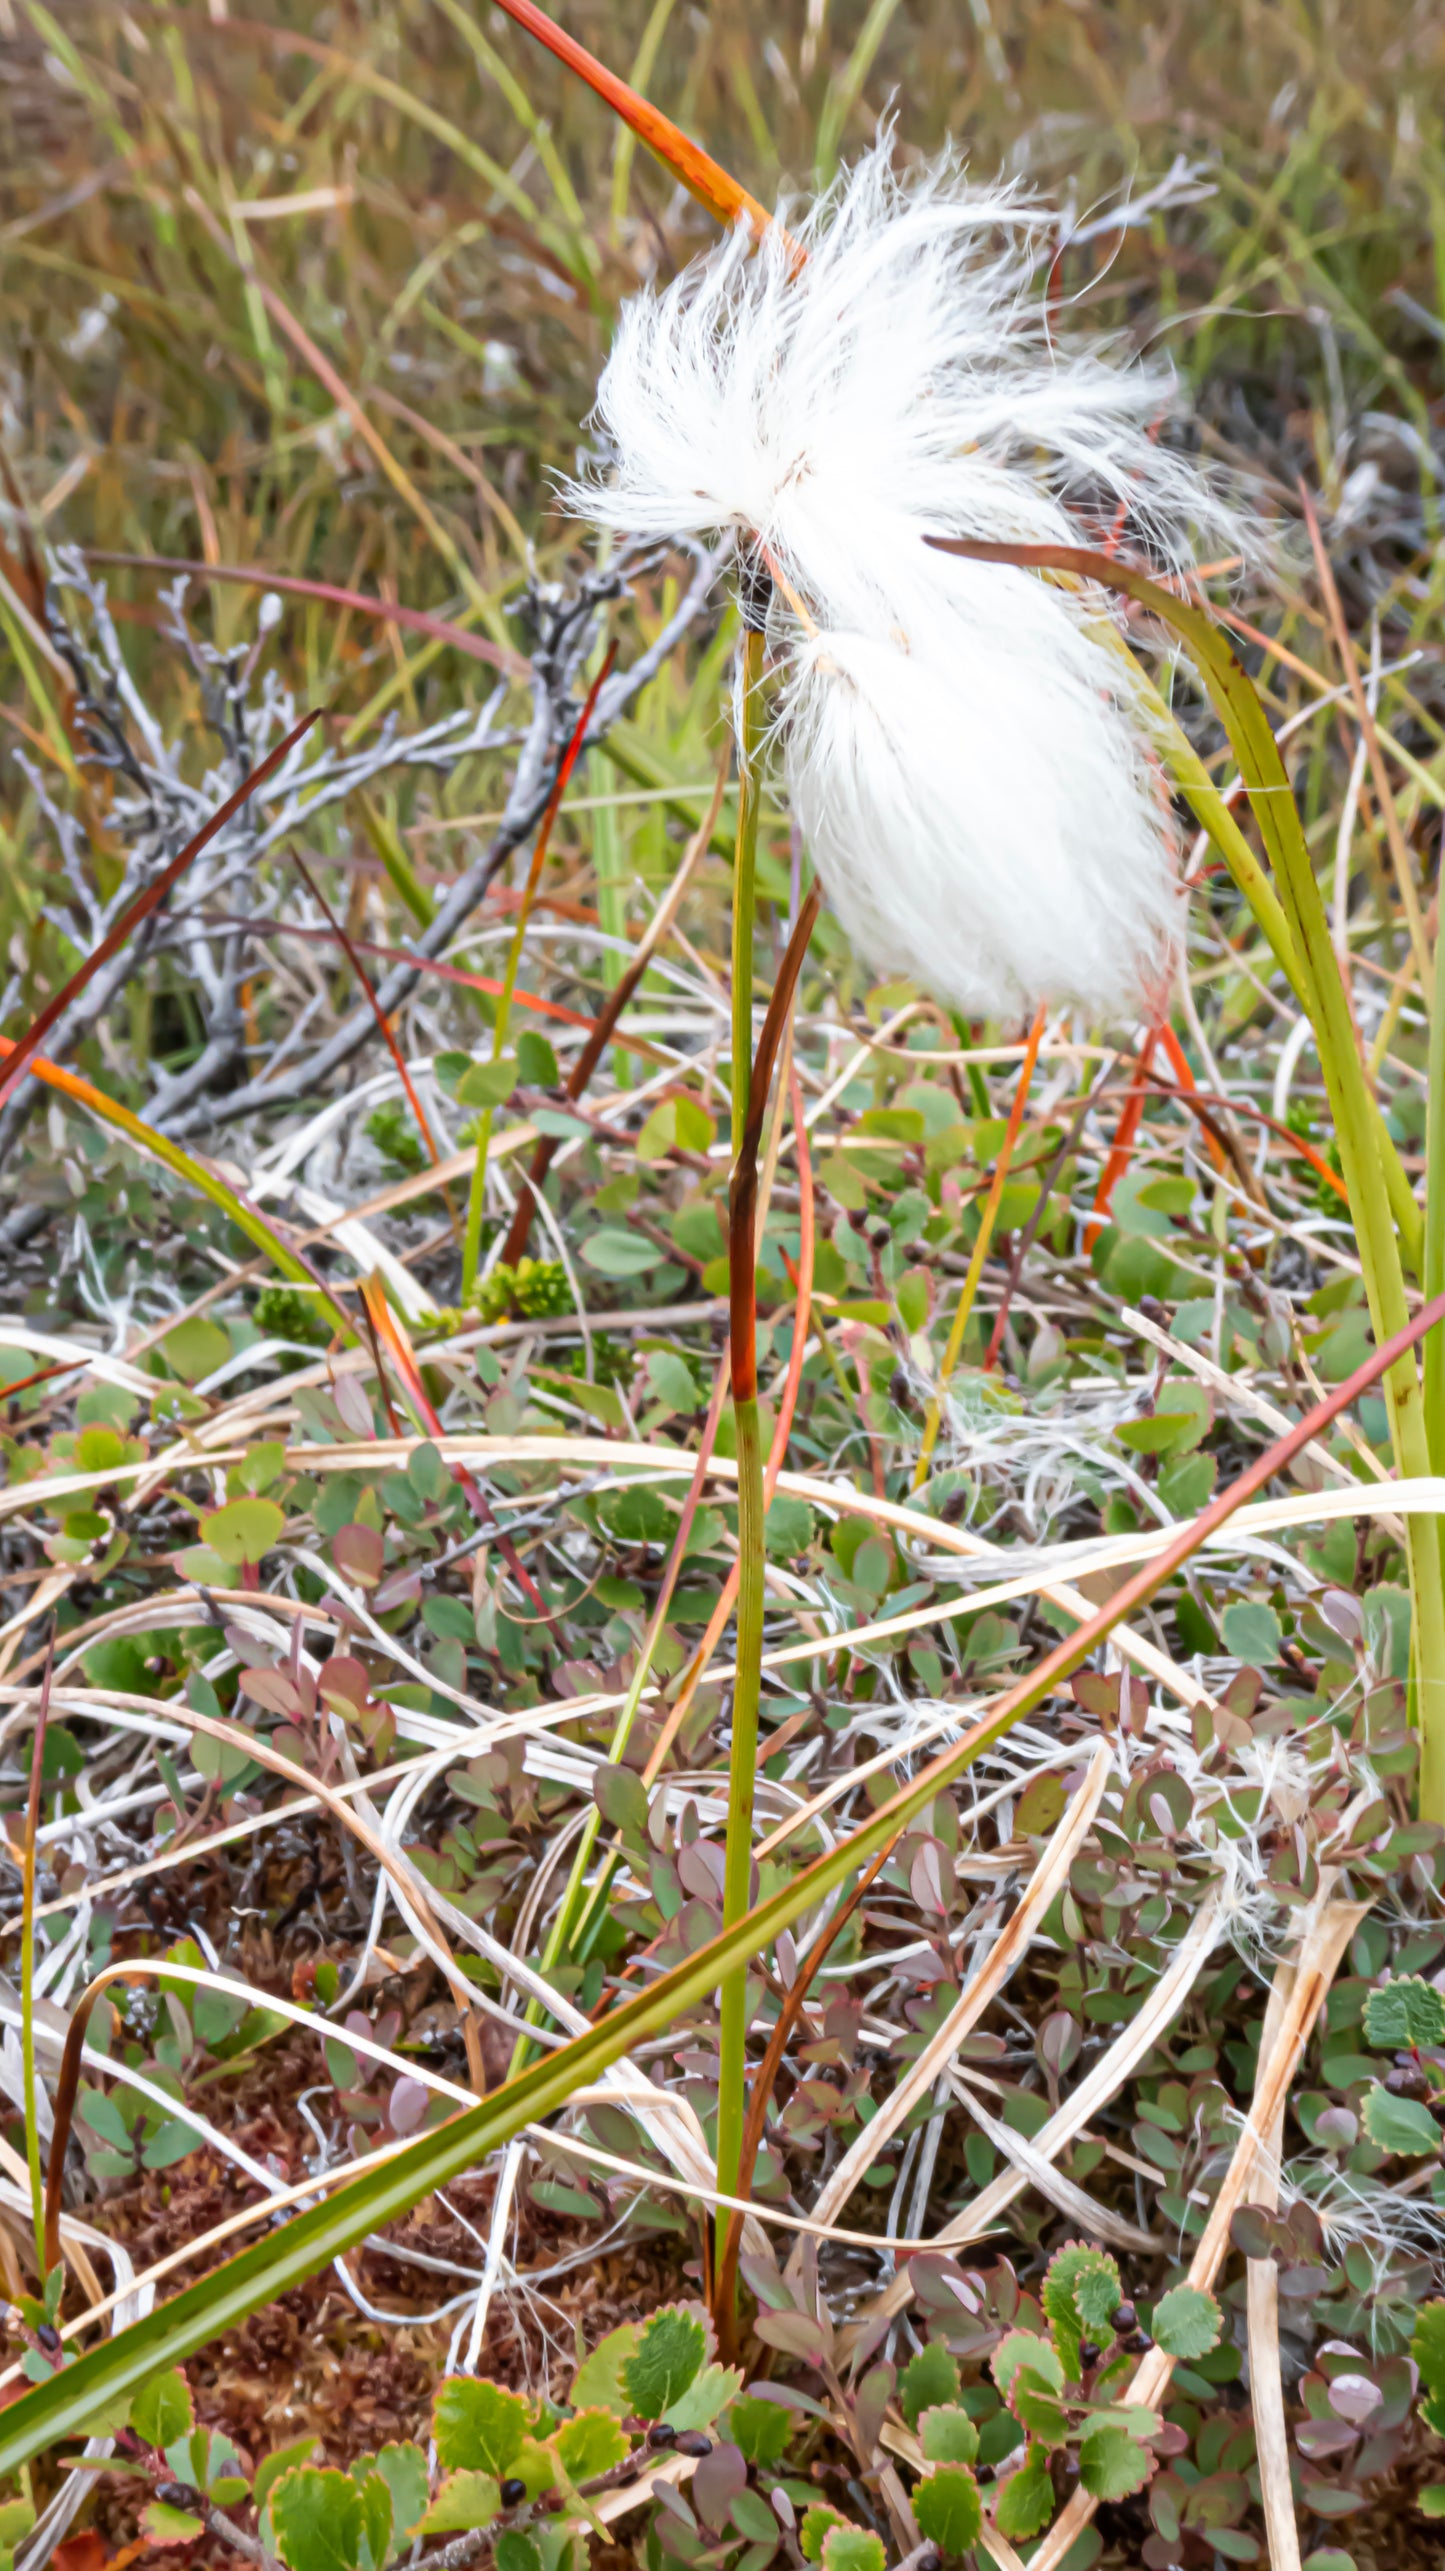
[729,884,823,1405]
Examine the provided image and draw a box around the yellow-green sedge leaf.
[0,1038,355,1346]
[928,534,1443,1812]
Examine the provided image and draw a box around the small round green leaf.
[198,1495,285,1567]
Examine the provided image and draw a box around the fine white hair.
[567,141,1246,1022]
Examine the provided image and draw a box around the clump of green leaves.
[475,1257,574,1323]
[364,1099,428,1174]
[254,1285,334,1350]
[1358,1976,1445,2160]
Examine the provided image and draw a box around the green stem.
[21,1660,51,2283]
[716,622,766,2280]
[716,1380,765,2254]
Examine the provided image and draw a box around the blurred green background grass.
[1,0,1443,1018]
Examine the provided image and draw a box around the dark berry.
[1124,2329,1153,2355]
[917,2551,942,2571]
[1387,2063,1429,2097]
[647,2423,678,2448]
[157,2484,202,2511]
[499,2478,528,2508]
[1113,2301,1136,2334]
[1078,2340,1100,2371]
[675,2432,713,2459]
[35,2324,60,2353]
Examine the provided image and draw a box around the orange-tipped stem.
[491,0,777,245]
[1086,1024,1159,1250]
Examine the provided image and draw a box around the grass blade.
[0,1036,354,1344]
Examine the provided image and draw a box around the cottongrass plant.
[571,139,1241,1022]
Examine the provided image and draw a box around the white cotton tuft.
[566,142,1248,1021]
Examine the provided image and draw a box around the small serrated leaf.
[271,2467,364,2571]
[1151,2285,1223,2361]
[417,2471,502,2536]
[621,2302,712,2419]
[1362,1978,1445,2050]
[821,2527,886,2571]
[432,2379,530,2476]
[800,2505,850,2563]
[1361,2084,1443,2157]
[1078,2423,1154,2501]
[900,2343,960,2430]
[552,2408,629,2482]
[912,2465,982,2556]
[991,2331,1063,2398]
[918,2406,979,2466]
[995,2442,1055,2541]
[570,2324,640,2417]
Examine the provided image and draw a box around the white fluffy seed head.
[568,141,1247,1021]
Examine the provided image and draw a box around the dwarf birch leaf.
[1411,2301,1445,2391]
[901,2343,960,2428]
[919,2406,979,2466]
[552,2409,628,2482]
[140,2502,206,2549]
[800,2505,849,2561]
[911,2465,982,2555]
[664,2362,745,2432]
[1151,2285,1223,2361]
[271,2467,364,2571]
[991,2331,1063,2399]
[821,2528,886,2571]
[1079,2424,1154,2501]
[432,2380,529,2476]
[1361,2085,1442,2157]
[1363,1978,1445,2050]
[570,2324,640,2417]
[995,2444,1055,2541]
[417,2472,502,2535]
[621,2304,710,2419]
[1042,2244,1120,2376]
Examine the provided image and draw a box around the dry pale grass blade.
[1026,1893,1369,2571]
[948,2079,1157,2253]
[799,1746,1110,2252]
[856,1886,1226,2334]
[975,2531,1029,2571]
[1246,1939,1307,2571]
